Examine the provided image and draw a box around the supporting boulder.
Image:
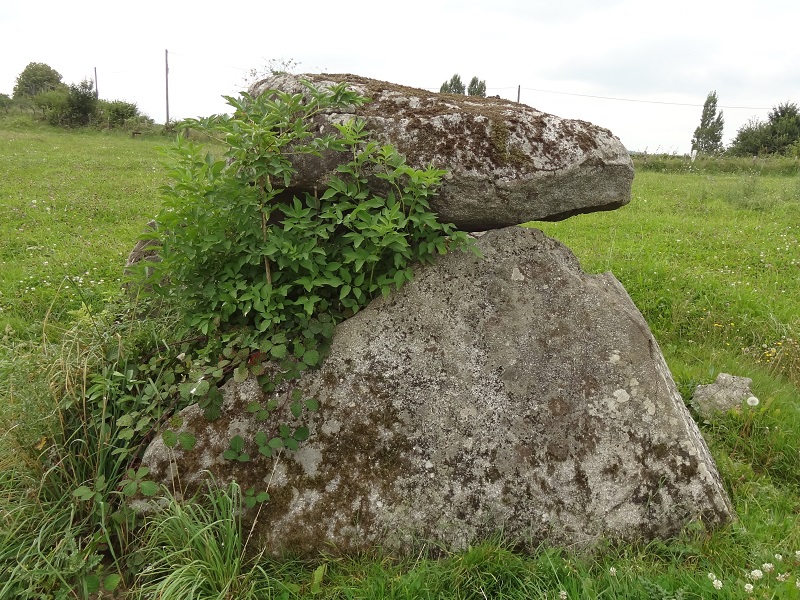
[139,226,733,556]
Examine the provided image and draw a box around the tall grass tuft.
[133,481,290,600]
[0,296,184,595]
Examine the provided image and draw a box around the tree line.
[1,62,152,129]
[692,90,800,157]
[440,74,487,97]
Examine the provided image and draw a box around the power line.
[519,87,770,110]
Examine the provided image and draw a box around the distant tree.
[728,118,772,156]
[691,91,724,154]
[467,76,486,97]
[766,101,800,154]
[440,74,487,96]
[13,62,63,98]
[440,74,465,95]
[0,93,11,113]
[66,79,98,126]
[729,101,800,156]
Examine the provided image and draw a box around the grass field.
[1,121,799,598]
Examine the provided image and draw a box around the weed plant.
[1,119,799,597]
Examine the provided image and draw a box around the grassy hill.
[1,120,799,598]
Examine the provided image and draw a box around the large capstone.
[138,226,733,556]
[249,74,634,231]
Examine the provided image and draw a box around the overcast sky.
[2,0,799,154]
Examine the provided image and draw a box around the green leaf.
[305,398,320,412]
[84,575,101,594]
[162,430,178,448]
[73,486,94,501]
[223,449,238,460]
[230,435,245,452]
[268,437,284,449]
[285,437,300,451]
[293,426,310,441]
[311,563,326,594]
[270,344,287,359]
[139,481,159,497]
[116,414,135,427]
[237,453,251,462]
[190,379,210,396]
[178,432,196,451]
[291,400,303,418]
[234,363,249,383]
[255,431,268,446]
[121,481,138,497]
[303,349,320,366]
[103,574,122,592]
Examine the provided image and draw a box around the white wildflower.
[746,396,759,407]
[707,573,717,581]
[609,567,617,576]
[713,579,722,589]
[776,572,789,582]
[559,591,568,600]
[189,376,204,395]
[744,583,753,593]
[774,553,783,561]
[762,563,774,573]
[749,569,763,580]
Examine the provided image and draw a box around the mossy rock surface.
[250,73,635,231]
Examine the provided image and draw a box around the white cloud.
[1,0,799,153]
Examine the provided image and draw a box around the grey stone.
[249,74,634,231]
[139,226,733,556]
[123,220,160,281]
[692,373,755,418]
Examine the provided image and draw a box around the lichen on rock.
[249,73,635,231]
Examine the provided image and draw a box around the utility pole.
[517,85,520,104]
[165,49,170,125]
[94,67,98,97]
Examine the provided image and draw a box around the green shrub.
[33,87,69,124]
[100,99,140,127]
[66,78,98,126]
[140,80,474,409]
